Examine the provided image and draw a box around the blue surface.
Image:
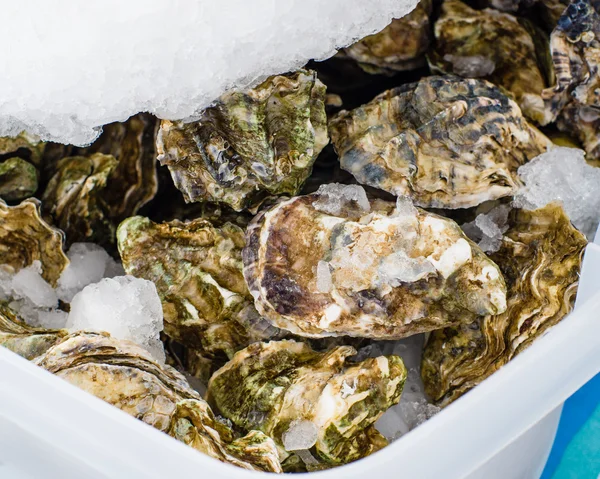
[541,372,600,479]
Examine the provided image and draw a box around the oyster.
[0,303,66,360]
[157,69,328,211]
[42,114,158,248]
[207,339,406,468]
[0,157,38,202]
[243,185,507,339]
[329,76,551,209]
[117,216,281,369]
[422,203,587,406]
[429,0,553,125]
[35,331,282,473]
[0,198,68,285]
[0,132,45,167]
[340,0,432,74]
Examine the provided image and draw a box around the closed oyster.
[207,339,406,469]
[0,303,66,360]
[340,0,432,74]
[157,69,328,211]
[329,76,551,209]
[243,185,507,339]
[0,198,68,285]
[430,0,553,125]
[35,331,282,473]
[0,133,45,167]
[42,114,158,248]
[0,157,38,201]
[117,216,281,368]
[422,203,587,406]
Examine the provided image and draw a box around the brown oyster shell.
[34,331,282,473]
[0,198,68,285]
[0,157,38,202]
[429,0,553,125]
[157,69,328,212]
[422,203,587,406]
[207,339,406,469]
[340,0,432,74]
[243,186,507,339]
[329,76,551,209]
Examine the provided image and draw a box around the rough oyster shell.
[429,0,553,125]
[207,339,406,469]
[329,76,551,209]
[340,0,432,74]
[117,216,281,367]
[0,157,38,202]
[422,203,587,406]
[0,198,68,285]
[157,69,328,212]
[243,185,507,339]
[34,331,282,473]
[0,303,66,360]
[0,133,45,167]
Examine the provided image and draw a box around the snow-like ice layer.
[514,147,600,239]
[313,183,371,216]
[370,335,441,441]
[67,276,165,363]
[0,0,418,146]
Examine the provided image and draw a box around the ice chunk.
[378,251,435,285]
[10,261,57,308]
[0,0,418,146]
[282,420,319,451]
[316,261,333,293]
[394,195,419,217]
[313,183,371,216]
[37,310,69,329]
[67,276,165,362]
[514,147,600,239]
[462,205,511,253]
[57,243,123,302]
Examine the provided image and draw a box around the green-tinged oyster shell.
[0,157,38,201]
[207,339,406,469]
[329,76,551,209]
[429,0,553,125]
[42,114,158,248]
[422,203,587,406]
[35,331,282,472]
[117,216,282,365]
[0,133,45,167]
[243,185,507,339]
[0,198,68,285]
[157,69,328,212]
[0,303,66,360]
[340,0,432,74]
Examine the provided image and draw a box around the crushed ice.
[313,183,371,216]
[461,204,511,253]
[282,420,319,451]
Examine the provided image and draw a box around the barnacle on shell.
[421,203,587,406]
[0,198,68,286]
[34,331,282,473]
[243,185,507,339]
[117,215,282,372]
[207,339,406,469]
[340,0,432,74]
[157,69,328,212]
[329,76,551,209]
[429,0,553,125]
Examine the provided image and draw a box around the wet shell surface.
[329,76,551,209]
[243,184,507,339]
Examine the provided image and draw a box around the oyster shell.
[0,157,38,202]
[0,198,68,285]
[0,303,66,360]
[207,339,406,468]
[35,331,282,473]
[422,203,587,406]
[243,185,507,339]
[340,0,432,74]
[0,133,45,167]
[329,76,551,209]
[117,215,281,368]
[429,0,553,125]
[157,69,328,211]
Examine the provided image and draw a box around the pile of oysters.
[0,0,596,472]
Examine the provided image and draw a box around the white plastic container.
[1,236,600,478]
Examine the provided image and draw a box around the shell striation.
[207,339,406,469]
[329,76,551,209]
[157,69,328,212]
[34,331,282,473]
[0,198,68,286]
[422,203,587,406]
[243,185,507,339]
